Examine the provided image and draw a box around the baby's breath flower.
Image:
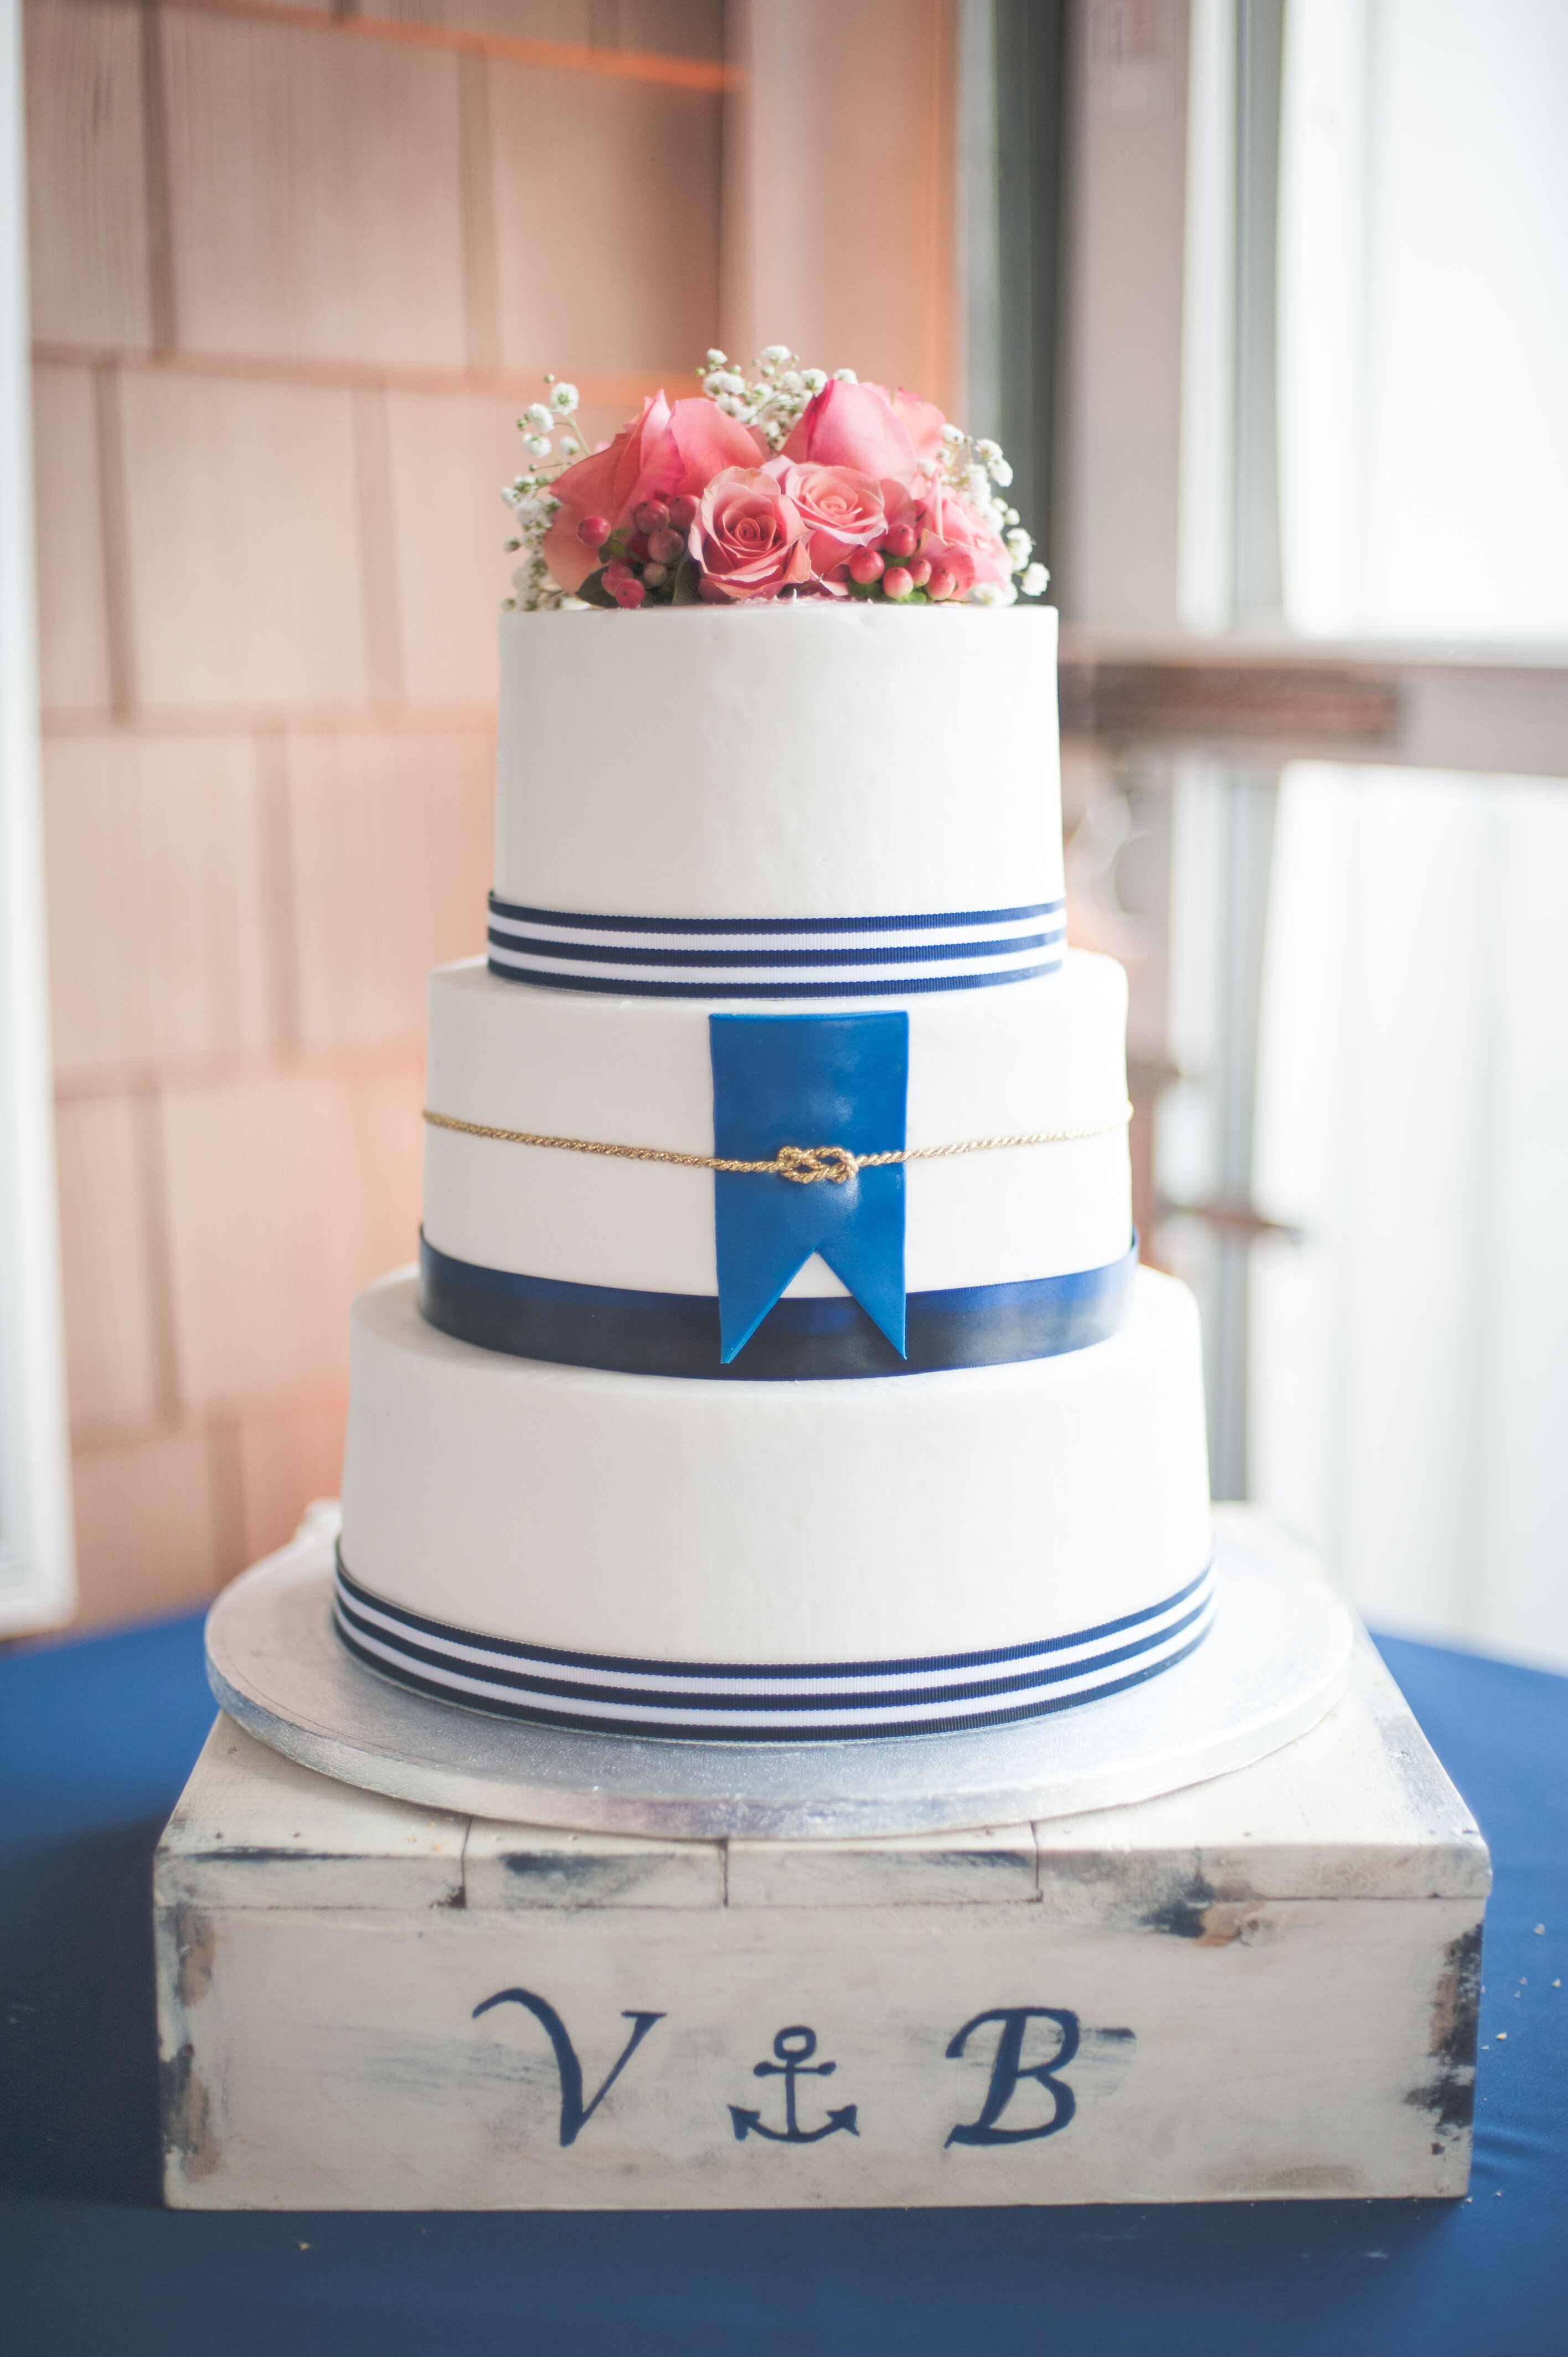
[522,403,551,431]
[800,368,827,393]
[974,438,1002,465]
[832,367,859,384]
[760,343,793,366]
[941,421,967,447]
[524,434,552,459]
[1019,563,1050,596]
[549,383,579,415]
[988,456,1014,487]
[1005,527,1033,564]
[705,348,728,368]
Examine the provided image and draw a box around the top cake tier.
[493,603,1064,934]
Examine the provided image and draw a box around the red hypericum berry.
[909,557,932,588]
[927,566,957,601]
[647,526,684,564]
[849,547,884,585]
[577,514,611,549]
[883,565,915,600]
[627,531,650,560]
[884,523,917,559]
[667,495,698,531]
[609,571,647,609]
[633,500,669,536]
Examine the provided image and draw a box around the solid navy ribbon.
[418,1232,1138,1381]
[710,1010,909,1361]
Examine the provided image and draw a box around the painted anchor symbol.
[729,2025,859,2144]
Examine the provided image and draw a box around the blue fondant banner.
[709,1012,909,1363]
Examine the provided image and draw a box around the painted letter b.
[945,2006,1080,2147]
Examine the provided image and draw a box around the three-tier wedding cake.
[331,358,1213,1744]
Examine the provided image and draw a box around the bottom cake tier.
[334,1265,1214,1740]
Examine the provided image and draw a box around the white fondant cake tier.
[493,604,1064,923]
[423,950,1132,1295]
[338,1266,1211,1680]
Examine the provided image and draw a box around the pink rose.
[915,477,1010,596]
[544,394,765,592]
[774,460,885,578]
[782,379,921,492]
[889,388,947,468]
[690,467,811,600]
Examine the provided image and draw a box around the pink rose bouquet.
[505,350,1048,613]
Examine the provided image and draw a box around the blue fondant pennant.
[709,1012,909,1363]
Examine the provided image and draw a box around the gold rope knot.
[773,1143,859,1185]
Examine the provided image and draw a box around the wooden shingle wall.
[26,0,726,1625]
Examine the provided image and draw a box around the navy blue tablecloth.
[2,1609,1564,2357]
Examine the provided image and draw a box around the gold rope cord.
[422,1102,1134,1185]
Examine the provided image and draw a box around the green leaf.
[670,558,703,606]
[574,568,616,609]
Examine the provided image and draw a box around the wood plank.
[33,343,704,410]
[1035,1633,1491,1908]
[487,59,720,376]
[161,0,738,89]
[283,727,491,1049]
[30,362,114,713]
[158,1064,422,1406]
[116,369,370,710]
[463,1818,723,1911]
[160,11,468,369]
[234,1391,349,1565]
[1058,653,1402,745]
[380,389,535,701]
[42,730,274,1077]
[71,1424,239,1623]
[159,1891,1482,2206]
[726,1824,1039,1911]
[23,0,154,351]
[157,1717,466,1908]
[54,1093,165,1429]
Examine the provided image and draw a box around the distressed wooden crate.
[155,1621,1488,2209]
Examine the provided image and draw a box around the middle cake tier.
[422,949,1132,1318]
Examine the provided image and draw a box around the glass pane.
[1247,759,1568,1667]
[1278,0,1568,636]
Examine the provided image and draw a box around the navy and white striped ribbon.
[333,1552,1216,1741]
[486,896,1067,998]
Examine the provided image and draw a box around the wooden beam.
[157,0,740,93]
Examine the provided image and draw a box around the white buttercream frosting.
[340,1268,1212,1663]
[422,950,1132,1294]
[494,603,1064,920]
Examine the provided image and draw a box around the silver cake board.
[205,1503,1355,1840]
